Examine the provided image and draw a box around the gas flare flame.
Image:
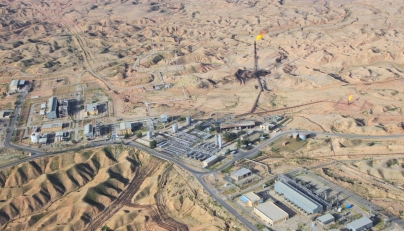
[255,30,265,41]
[348,94,352,101]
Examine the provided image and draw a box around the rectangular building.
[274,181,322,214]
[254,201,289,226]
[317,213,335,225]
[203,155,218,168]
[346,217,373,231]
[220,120,255,130]
[46,96,58,119]
[240,192,263,207]
[231,168,252,181]
[119,121,134,135]
[260,122,276,130]
[41,123,63,132]
[84,124,94,138]
[9,80,19,91]
[86,103,99,116]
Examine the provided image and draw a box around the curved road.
[3,105,404,231]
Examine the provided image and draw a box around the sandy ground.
[0,0,403,129]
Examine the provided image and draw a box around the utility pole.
[150,30,154,54]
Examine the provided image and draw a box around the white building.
[254,201,289,226]
[203,155,218,168]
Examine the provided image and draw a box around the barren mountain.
[0,147,243,231]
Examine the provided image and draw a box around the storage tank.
[218,134,223,148]
[172,123,178,133]
[186,116,191,125]
[146,130,152,139]
[30,132,40,143]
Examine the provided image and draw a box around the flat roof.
[275,181,322,213]
[204,155,218,163]
[39,138,47,142]
[86,103,98,111]
[243,192,261,202]
[19,80,25,85]
[42,123,63,129]
[120,121,132,130]
[220,120,255,129]
[10,80,19,87]
[347,217,372,230]
[84,124,93,134]
[317,213,334,223]
[255,201,288,221]
[231,168,251,177]
[55,131,64,136]
[47,96,58,113]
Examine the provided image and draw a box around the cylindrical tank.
[299,133,307,141]
[172,123,178,133]
[146,130,152,139]
[30,132,40,143]
[186,116,191,125]
[218,134,223,148]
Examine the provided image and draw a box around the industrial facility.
[46,96,58,119]
[346,217,373,231]
[231,168,252,181]
[84,124,94,138]
[253,201,289,226]
[274,181,322,214]
[239,192,262,207]
[317,213,335,225]
[220,120,255,130]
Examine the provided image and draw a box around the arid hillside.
[1,0,404,121]
[0,147,245,231]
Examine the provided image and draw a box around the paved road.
[3,123,404,230]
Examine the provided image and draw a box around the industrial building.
[0,110,13,118]
[274,181,322,214]
[260,122,276,130]
[254,201,289,226]
[85,103,99,116]
[41,123,63,132]
[240,192,262,207]
[120,122,135,135]
[39,137,47,144]
[30,132,40,143]
[58,99,70,117]
[9,80,19,91]
[202,155,218,168]
[84,124,94,138]
[231,168,252,181]
[55,131,70,142]
[46,96,58,119]
[41,103,46,109]
[317,213,335,225]
[220,120,255,130]
[346,217,373,231]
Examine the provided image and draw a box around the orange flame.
[255,30,265,41]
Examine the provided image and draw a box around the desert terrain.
[0,147,244,231]
[0,0,403,135]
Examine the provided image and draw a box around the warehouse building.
[86,103,99,116]
[240,192,262,207]
[41,123,63,132]
[317,213,335,225]
[346,217,373,231]
[84,124,94,138]
[220,120,255,131]
[120,122,135,135]
[9,80,19,91]
[46,96,58,119]
[254,201,289,226]
[231,168,252,181]
[203,155,218,168]
[274,181,322,214]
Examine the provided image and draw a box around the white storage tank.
[30,132,40,143]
